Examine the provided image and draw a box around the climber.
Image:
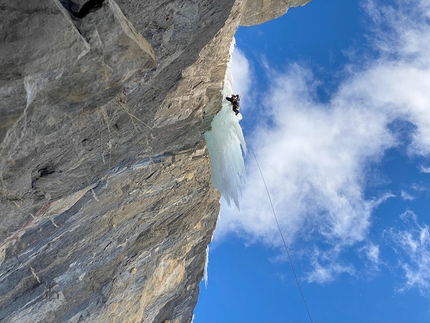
[226,94,240,115]
[226,94,240,105]
[60,0,105,19]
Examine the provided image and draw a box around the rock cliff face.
[0,0,309,322]
[241,0,310,26]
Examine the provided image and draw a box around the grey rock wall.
[0,0,309,322]
[240,0,310,26]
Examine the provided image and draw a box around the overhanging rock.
[0,0,310,322]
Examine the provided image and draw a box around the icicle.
[203,245,209,288]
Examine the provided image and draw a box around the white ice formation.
[205,41,247,208]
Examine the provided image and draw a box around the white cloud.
[419,165,430,173]
[307,262,356,284]
[306,248,356,284]
[214,0,430,286]
[389,211,430,295]
[230,45,252,111]
[365,243,380,265]
[401,190,415,201]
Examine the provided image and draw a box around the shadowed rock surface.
[0,0,309,322]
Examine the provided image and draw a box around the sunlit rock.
[0,0,309,321]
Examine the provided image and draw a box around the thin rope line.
[250,146,314,323]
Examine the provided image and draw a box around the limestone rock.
[0,0,309,322]
[240,0,310,26]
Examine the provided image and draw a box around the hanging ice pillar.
[205,41,247,208]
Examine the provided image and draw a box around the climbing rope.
[250,146,314,323]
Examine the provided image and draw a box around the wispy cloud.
[307,262,356,284]
[388,211,430,295]
[306,248,356,284]
[364,243,380,265]
[419,165,430,173]
[214,0,430,288]
[400,190,415,201]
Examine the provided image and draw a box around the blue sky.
[195,0,430,322]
